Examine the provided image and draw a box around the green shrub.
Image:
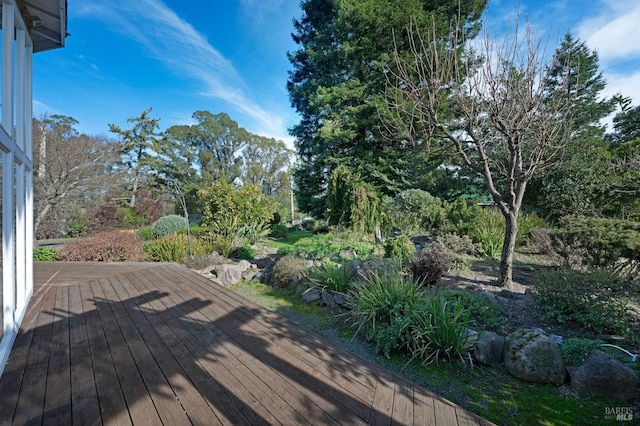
[145,233,191,262]
[271,255,309,288]
[411,247,451,286]
[145,233,212,263]
[301,218,317,231]
[235,246,255,261]
[535,269,637,338]
[306,260,354,294]
[205,234,233,258]
[67,213,88,237]
[33,247,59,261]
[441,290,506,332]
[358,256,404,281]
[407,294,472,364]
[198,181,278,230]
[384,189,445,234]
[551,217,640,278]
[59,231,145,262]
[348,272,425,355]
[116,206,142,226]
[432,233,479,269]
[270,223,288,239]
[153,214,187,238]
[278,232,375,259]
[240,221,271,245]
[561,338,604,366]
[384,235,415,263]
[443,199,484,236]
[471,209,504,258]
[187,225,213,237]
[137,226,155,241]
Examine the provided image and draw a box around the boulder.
[504,328,567,385]
[333,293,348,306]
[301,287,321,304]
[338,247,357,260]
[321,289,337,309]
[213,260,252,286]
[473,331,505,366]
[568,350,640,400]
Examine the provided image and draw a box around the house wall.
[0,1,36,377]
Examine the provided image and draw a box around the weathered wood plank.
[433,397,460,426]
[391,380,413,426]
[11,281,58,425]
[42,285,72,424]
[142,267,368,424]
[68,283,101,426]
[81,282,131,426]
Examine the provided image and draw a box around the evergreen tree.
[287,0,487,217]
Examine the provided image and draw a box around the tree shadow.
[0,271,406,425]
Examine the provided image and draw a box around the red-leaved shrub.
[59,230,145,261]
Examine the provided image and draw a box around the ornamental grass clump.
[406,294,473,365]
[348,272,425,356]
[306,260,354,294]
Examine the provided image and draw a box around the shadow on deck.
[0,262,492,425]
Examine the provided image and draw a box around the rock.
[321,289,337,309]
[473,331,505,366]
[333,293,347,306]
[252,255,279,270]
[504,328,567,385]
[568,350,640,400]
[301,287,321,304]
[479,290,495,300]
[213,260,252,286]
[465,328,479,347]
[338,247,357,260]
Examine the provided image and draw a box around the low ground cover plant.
[33,247,59,261]
[277,231,375,259]
[59,230,145,261]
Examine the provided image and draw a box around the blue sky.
[32,0,640,145]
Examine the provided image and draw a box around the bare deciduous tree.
[34,115,119,237]
[386,20,573,288]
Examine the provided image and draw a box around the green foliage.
[411,247,451,286]
[306,261,354,294]
[271,255,309,288]
[432,233,479,269]
[300,218,317,231]
[561,338,604,366]
[535,269,637,338]
[59,231,145,262]
[239,221,271,245]
[348,272,425,355]
[270,223,288,239]
[357,256,403,282]
[551,217,640,278]
[137,226,155,241]
[153,214,187,238]
[235,246,255,261]
[470,209,504,258]
[198,181,278,241]
[443,200,484,236]
[66,213,88,237]
[206,234,233,258]
[407,295,472,364]
[145,233,212,263]
[116,206,142,226]
[327,166,381,233]
[278,232,375,259]
[33,247,59,261]
[384,189,445,234]
[441,290,506,333]
[384,235,415,263]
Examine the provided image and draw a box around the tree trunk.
[498,212,518,288]
[129,174,139,208]
[34,202,52,236]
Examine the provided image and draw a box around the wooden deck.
[0,262,492,425]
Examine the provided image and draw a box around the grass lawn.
[263,230,313,251]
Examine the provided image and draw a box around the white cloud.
[578,4,640,63]
[77,0,286,139]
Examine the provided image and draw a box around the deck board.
[0,262,492,426]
